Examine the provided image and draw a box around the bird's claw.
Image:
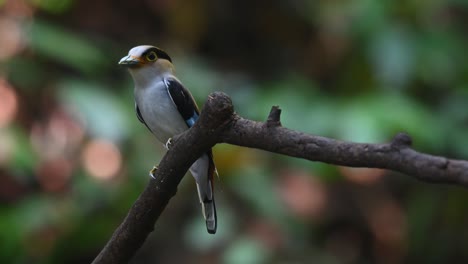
[165,138,172,150]
[149,166,158,179]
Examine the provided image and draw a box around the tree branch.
[92,92,468,264]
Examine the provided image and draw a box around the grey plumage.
[119,45,217,234]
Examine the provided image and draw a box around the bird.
[119,45,217,234]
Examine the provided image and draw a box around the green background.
[1,0,468,263]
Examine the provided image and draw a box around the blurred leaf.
[256,76,326,134]
[407,189,440,255]
[175,56,222,100]
[416,30,463,86]
[27,21,107,75]
[335,100,386,143]
[351,0,390,36]
[8,126,38,176]
[0,195,69,258]
[438,91,468,157]
[230,166,287,223]
[32,0,74,13]
[368,25,415,88]
[333,93,445,151]
[223,236,270,264]
[6,57,48,90]
[58,79,131,142]
[0,207,24,262]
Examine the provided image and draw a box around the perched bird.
[119,45,217,234]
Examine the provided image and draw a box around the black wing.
[164,78,200,127]
[135,102,153,132]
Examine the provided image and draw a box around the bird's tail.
[190,151,218,234]
[196,180,217,234]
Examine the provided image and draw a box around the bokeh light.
[277,169,328,220]
[30,108,85,160]
[0,16,26,60]
[369,199,407,246]
[247,218,284,251]
[81,139,122,181]
[1,0,35,18]
[369,199,407,263]
[340,167,386,185]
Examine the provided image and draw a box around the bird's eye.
[146,51,157,61]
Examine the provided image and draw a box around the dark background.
[1,0,468,263]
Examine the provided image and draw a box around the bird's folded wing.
[164,78,200,127]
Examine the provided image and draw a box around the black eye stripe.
[142,47,172,62]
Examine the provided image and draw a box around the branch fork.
[92,92,468,264]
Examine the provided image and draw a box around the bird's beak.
[118,55,142,67]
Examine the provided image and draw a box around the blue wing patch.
[186,112,199,127]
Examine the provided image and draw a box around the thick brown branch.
[91,93,233,264]
[92,92,468,264]
[222,115,468,185]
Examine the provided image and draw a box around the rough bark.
[92,92,468,264]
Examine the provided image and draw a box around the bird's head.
[119,45,174,86]
[119,45,172,68]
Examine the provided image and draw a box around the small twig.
[390,132,413,148]
[266,105,282,127]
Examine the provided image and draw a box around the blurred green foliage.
[0,0,468,263]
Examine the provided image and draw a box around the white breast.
[134,81,189,143]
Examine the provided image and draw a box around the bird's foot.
[149,165,159,179]
[164,138,173,150]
